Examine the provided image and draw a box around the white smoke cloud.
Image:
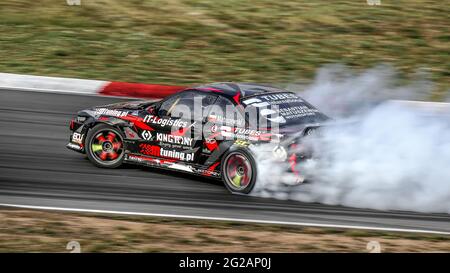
[287,64,432,117]
[253,65,450,213]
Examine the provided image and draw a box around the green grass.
[0,0,448,97]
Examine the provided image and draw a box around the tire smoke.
[253,65,450,213]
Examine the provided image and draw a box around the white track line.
[0,86,148,100]
[1,203,449,235]
[0,85,98,95]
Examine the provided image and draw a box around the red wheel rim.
[91,130,123,162]
[224,153,252,190]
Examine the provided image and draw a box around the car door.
[143,91,217,164]
[201,95,246,164]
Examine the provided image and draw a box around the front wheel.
[221,149,257,194]
[86,124,125,168]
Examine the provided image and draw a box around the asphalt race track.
[0,89,449,234]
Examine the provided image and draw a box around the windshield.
[241,92,329,127]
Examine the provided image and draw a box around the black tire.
[85,124,125,168]
[221,148,257,194]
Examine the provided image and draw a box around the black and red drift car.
[67,83,329,194]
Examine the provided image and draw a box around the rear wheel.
[221,149,257,194]
[86,124,125,168]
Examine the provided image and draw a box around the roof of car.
[187,82,290,104]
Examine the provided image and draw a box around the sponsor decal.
[94,108,128,118]
[243,93,321,124]
[127,154,175,165]
[197,162,221,177]
[127,154,146,163]
[279,106,320,119]
[160,147,194,162]
[72,132,84,144]
[127,154,195,174]
[141,130,153,141]
[143,115,188,128]
[243,93,303,107]
[156,133,193,146]
[260,93,299,101]
[193,168,221,177]
[234,140,250,147]
[139,144,160,157]
[204,138,219,153]
[207,115,244,126]
[139,144,195,161]
[67,143,82,151]
[221,126,262,141]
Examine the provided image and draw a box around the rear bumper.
[67,117,88,153]
[66,142,84,153]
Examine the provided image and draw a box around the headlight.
[272,145,287,161]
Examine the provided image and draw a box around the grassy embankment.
[0,0,448,97]
[0,208,449,252]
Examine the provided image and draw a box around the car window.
[159,91,217,121]
[205,96,244,127]
[241,92,329,127]
[158,95,181,117]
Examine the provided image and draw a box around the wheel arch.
[83,119,129,145]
